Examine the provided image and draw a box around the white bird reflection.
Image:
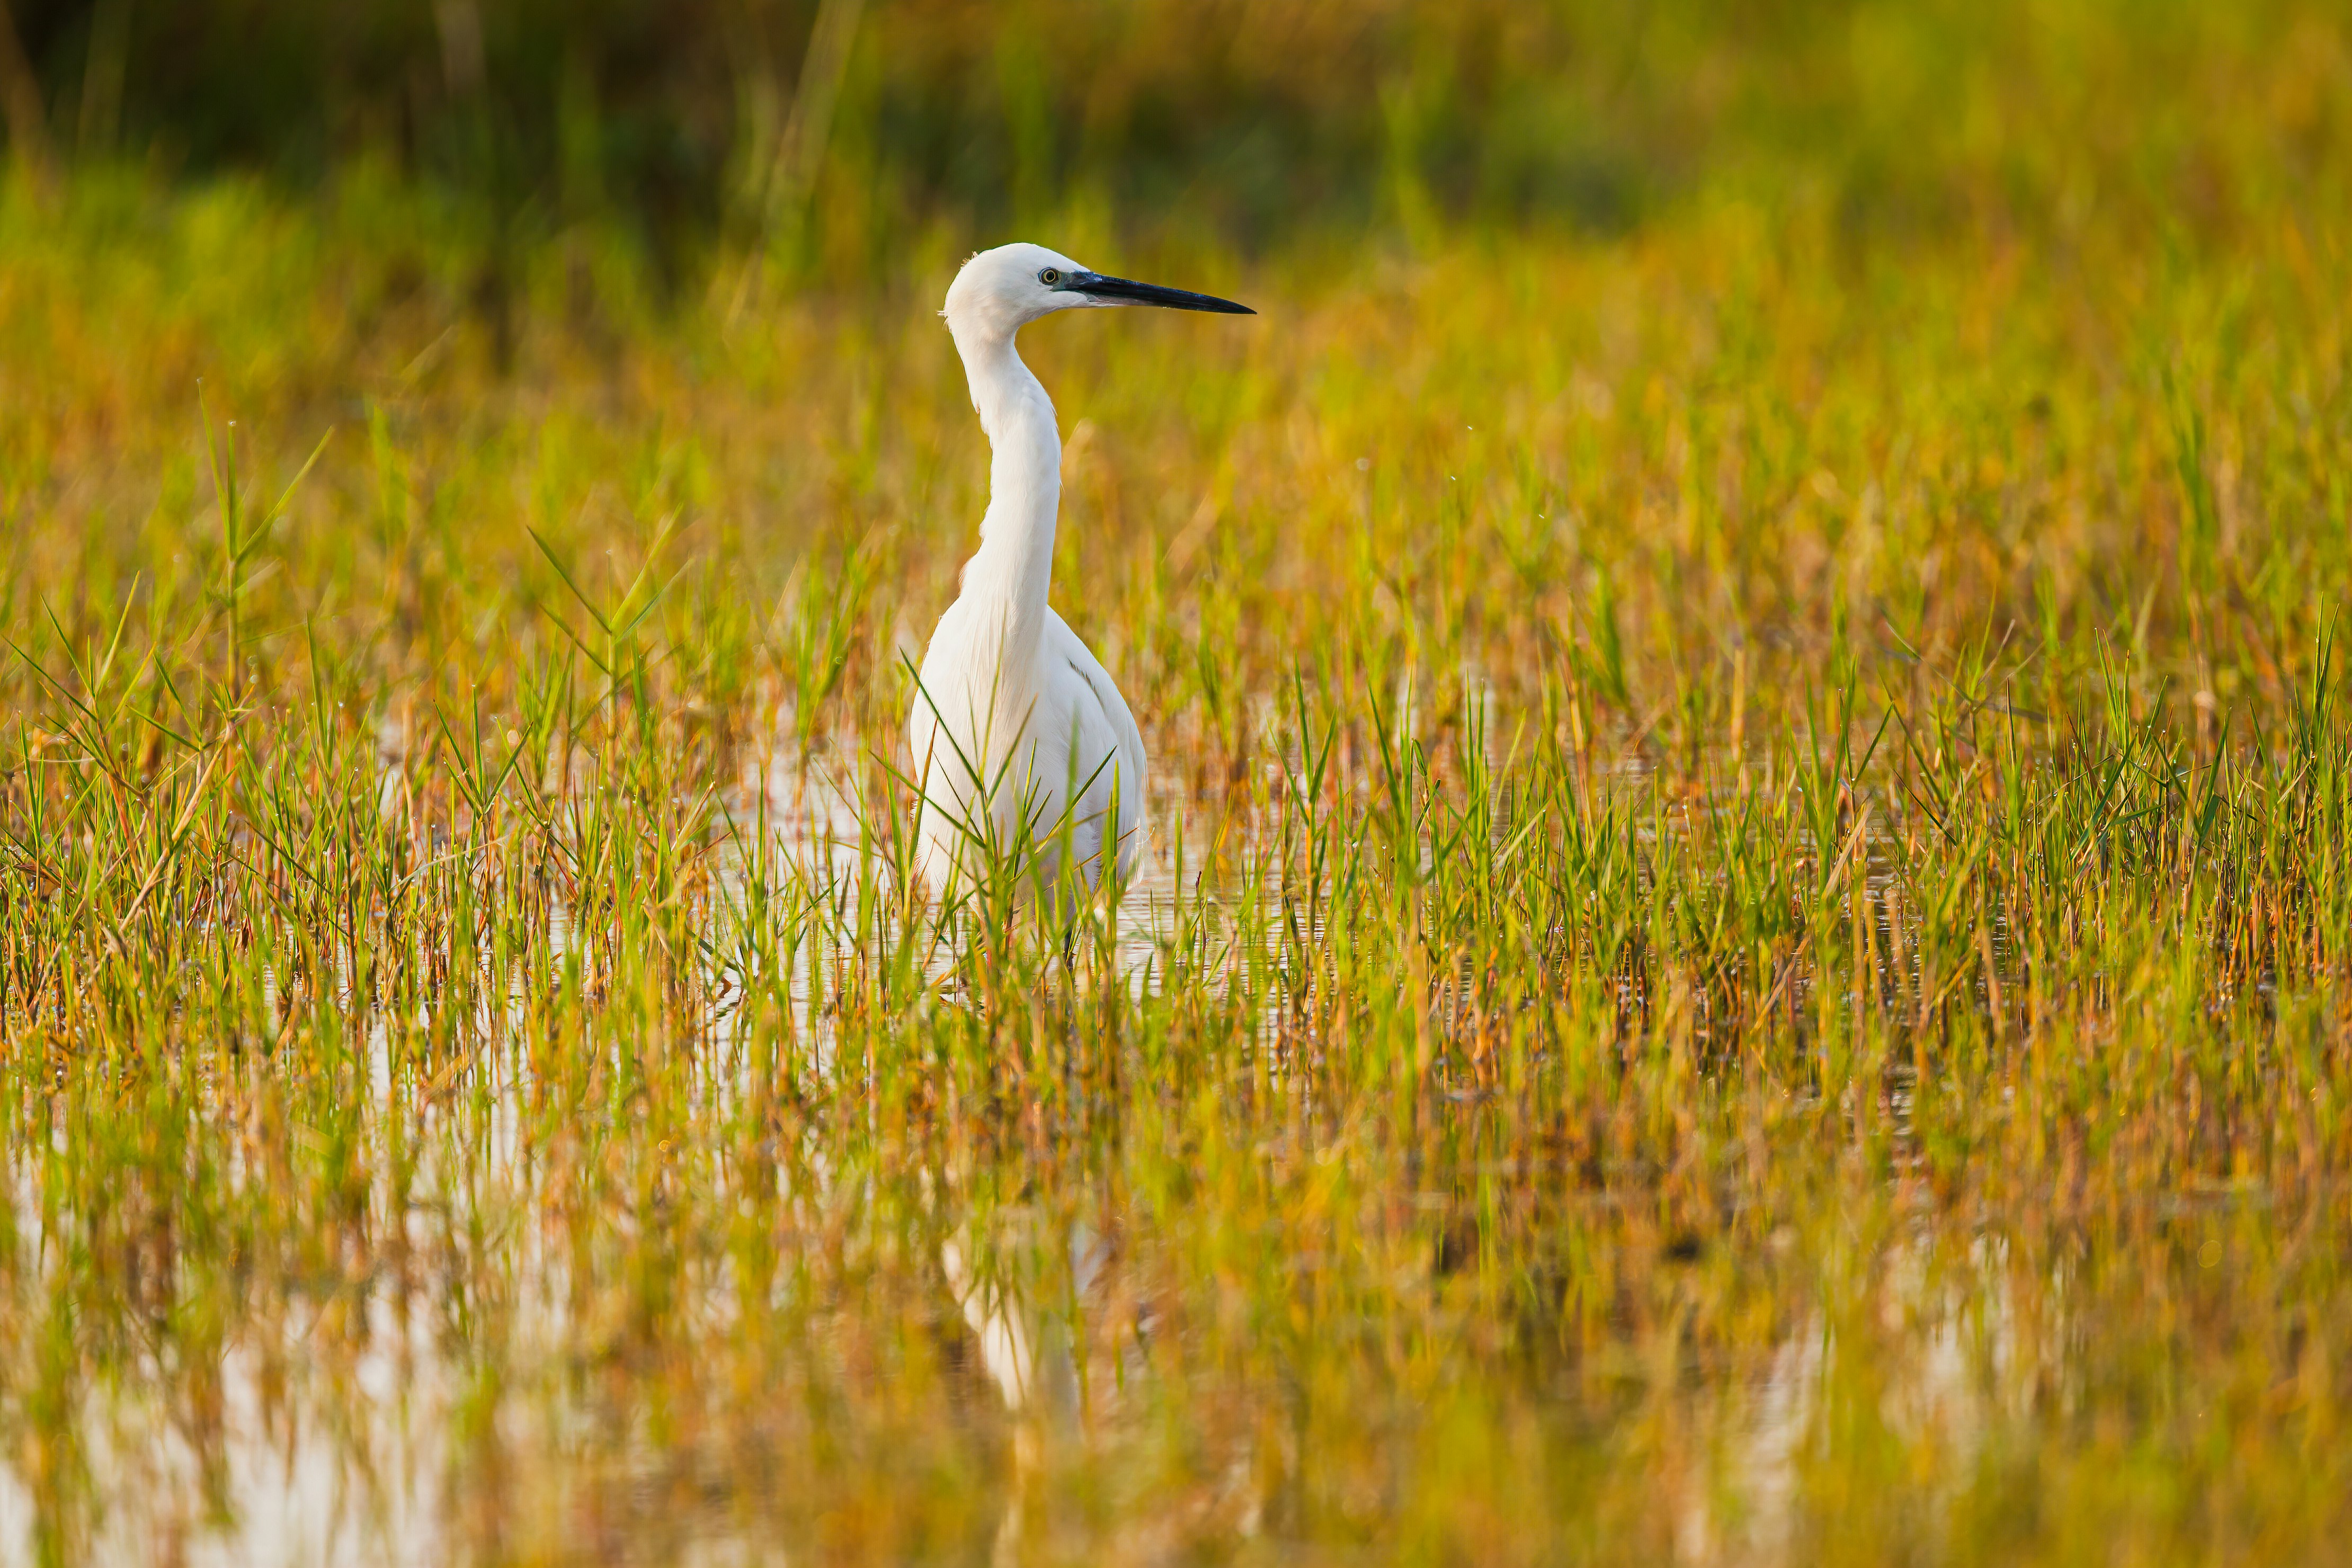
[938,1214,1114,1560]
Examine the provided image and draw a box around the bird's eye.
[1038,268,1062,287]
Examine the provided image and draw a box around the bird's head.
[942,242,1252,343]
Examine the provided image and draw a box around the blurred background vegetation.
[5,5,2352,1563]
[1,0,2343,291]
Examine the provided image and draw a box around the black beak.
[1068,271,1254,315]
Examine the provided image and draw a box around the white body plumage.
[908,242,1250,899]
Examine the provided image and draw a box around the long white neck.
[948,320,1060,742]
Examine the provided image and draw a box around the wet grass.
[3,138,2352,1565]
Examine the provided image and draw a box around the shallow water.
[6,728,2349,1568]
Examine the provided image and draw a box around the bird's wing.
[1043,608,1148,836]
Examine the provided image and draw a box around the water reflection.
[0,1104,2251,1564]
[0,738,2309,1565]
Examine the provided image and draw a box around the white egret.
[909,242,1252,898]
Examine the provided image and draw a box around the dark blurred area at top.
[1,0,2343,275]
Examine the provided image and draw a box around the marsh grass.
[4,74,2352,1563]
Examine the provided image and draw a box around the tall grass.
[4,7,2352,1560]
